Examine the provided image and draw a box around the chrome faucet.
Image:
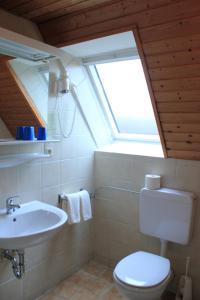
[6,196,20,214]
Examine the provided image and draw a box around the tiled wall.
[0,110,96,300]
[0,54,111,300]
[94,151,200,299]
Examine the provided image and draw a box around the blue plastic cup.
[37,127,46,140]
[16,126,25,140]
[23,126,35,140]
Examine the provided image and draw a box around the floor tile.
[38,260,175,300]
[51,280,79,299]
[38,293,64,300]
[82,260,108,277]
[100,286,125,300]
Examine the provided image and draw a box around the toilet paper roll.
[145,174,161,190]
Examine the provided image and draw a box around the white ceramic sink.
[0,201,68,249]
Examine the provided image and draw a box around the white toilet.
[113,187,194,300]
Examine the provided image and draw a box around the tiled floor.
[38,260,175,300]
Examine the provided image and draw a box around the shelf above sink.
[0,153,50,168]
[0,139,60,146]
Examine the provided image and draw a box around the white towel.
[66,192,81,224]
[79,190,92,221]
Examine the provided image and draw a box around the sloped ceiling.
[0,0,200,160]
[0,0,112,22]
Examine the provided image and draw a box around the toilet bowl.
[113,187,194,300]
[113,251,171,300]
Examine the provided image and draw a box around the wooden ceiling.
[0,0,113,23]
[1,0,200,160]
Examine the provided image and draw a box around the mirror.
[0,28,72,140]
[0,55,49,139]
[9,58,49,124]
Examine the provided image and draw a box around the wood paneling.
[155,91,200,102]
[0,59,45,136]
[160,113,200,123]
[0,0,114,22]
[163,123,200,133]
[168,150,200,160]
[143,33,200,56]
[158,102,200,113]
[165,132,200,142]
[149,65,200,81]
[166,141,200,151]
[146,50,200,69]
[152,78,200,92]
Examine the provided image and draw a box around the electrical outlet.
[45,147,53,156]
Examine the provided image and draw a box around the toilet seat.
[114,251,170,289]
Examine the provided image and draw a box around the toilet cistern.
[113,187,194,300]
[139,188,194,247]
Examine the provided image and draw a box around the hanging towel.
[66,192,81,224]
[79,190,92,221]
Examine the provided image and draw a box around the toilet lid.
[114,251,170,288]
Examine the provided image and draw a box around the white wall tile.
[0,167,19,195]
[18,163,42,193]
[42,185,60,206]
[0,279,22,300]
[42,161,61,187]
[0,58,97,300]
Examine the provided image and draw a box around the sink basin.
[0,201,68,249]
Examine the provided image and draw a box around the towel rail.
[94,185,140,195]
[58,191,93,206]
[58,186,140,205]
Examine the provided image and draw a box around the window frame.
[37,63,49,84]
[84,52,160,143]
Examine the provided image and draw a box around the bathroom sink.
[0,201,68,249]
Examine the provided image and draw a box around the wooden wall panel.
[0,0,114,22]
[0,60,45,136]
[149,65,200,80]
[143,33,200,56]
[158,102,200,113]
[155,91,200,102]
[160,113,200,123]
[152,78,200,92]
[146,50,200,68]
[163,124,200,133]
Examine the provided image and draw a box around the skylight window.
[63,30,161,146]
[87,56,159,143]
